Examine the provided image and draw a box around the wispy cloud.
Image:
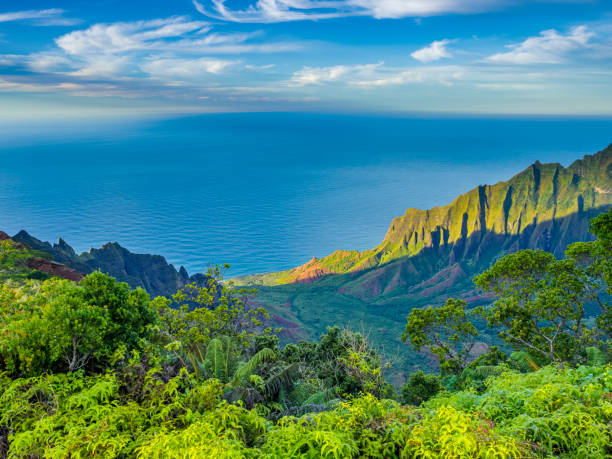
[289,63,382,85]
[411,39,453,63]
[487,25,595,64]
[17,16,298,81]
[55,17,210,56]
[0,9,80,26]
[352,70,424,86]
[0,76,113,93]
[0,14,305,104]
[141,57,238,79]
[352,65,464,87]
[289,62,466,87]
[194,0,510,23]
[348,0,505,19]
[0,54,20,66]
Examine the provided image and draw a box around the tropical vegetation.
[0,209,610,457]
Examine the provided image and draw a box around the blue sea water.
[1,113,611,277]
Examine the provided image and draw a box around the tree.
[157,265,270,358]
[400,370,441,405]
[46,280,108,372]
[566,208,612,339]
[281,326,392,399]
[402,298,479,375]
[0,272,158,376]
[474,249,591,366]
[76,272,158,364]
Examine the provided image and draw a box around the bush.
[427,365,612,458]
[400,370,441,405]
[0,272,158,376]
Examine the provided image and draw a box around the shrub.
[401,370,441,406]
[0,272,158,376]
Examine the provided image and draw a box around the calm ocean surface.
[1,113,611,276]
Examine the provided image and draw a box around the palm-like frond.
[511,351,540,371]
[470,365,504,378]
[264,363,298,396]
[232,348,276,387]
[303,389,333,406]
[203,338,227,380]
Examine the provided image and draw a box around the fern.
[510,351,540,371]
[585,346,606,366]
[203,338,227,381]
[231,348,275,388]
[303,389,333,406]
[470,365,504,378]
[264,363,298,396]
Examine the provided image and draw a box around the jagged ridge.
[237,144,612,287]
[11,232,206,298]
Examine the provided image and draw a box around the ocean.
[1,112,611,276]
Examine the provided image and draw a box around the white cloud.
[0,9,79,26]
[0,77,105,93]
[141,58,238,79]
[352,65,464,87]
[0,54,20,66]
[27,53,75,73]
[291,65,351,85]
[290,62,382,85]
[245,64,276,70]
[487,25,595,64]
[352,70,424,86]
[193,0,347,23]
[0,9,61,22]
[348,0,502,19]
[411,39,453,63]
[55,17,210,56]
[17,16,296,81]
[70,58,131,78]
[194,0,509,23]
[289,62,466,87]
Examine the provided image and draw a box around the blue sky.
[1,0,611,119]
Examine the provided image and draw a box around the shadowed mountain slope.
[11,232,206,298]
[237,144,612,288]
[234,145,612,378]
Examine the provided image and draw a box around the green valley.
[235,145,612,379]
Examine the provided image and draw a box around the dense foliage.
[0,209,610,457]
[0,239,52,282]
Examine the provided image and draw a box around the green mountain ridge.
[10,231,209,298]
[235,145,612,379]
[5,146,611,379]
[237,145,612,288]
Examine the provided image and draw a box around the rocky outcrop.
[1,232,83,282]
[26,258,84,282]
[12,232,201,298]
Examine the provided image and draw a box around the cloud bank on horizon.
[0,0,611,118]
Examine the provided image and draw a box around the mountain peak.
[235,145,612,287]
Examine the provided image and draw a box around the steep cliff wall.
[238,144,612,287]
[12,232,196,297]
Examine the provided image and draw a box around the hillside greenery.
[232,148,612,382]
[0,209,611,457]
[0,239,52,282]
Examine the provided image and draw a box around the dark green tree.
[402,298,479,375]
[566,208,612,339]
[400,370,441,405]
[474,249,591,366]
[0,272,158,376]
